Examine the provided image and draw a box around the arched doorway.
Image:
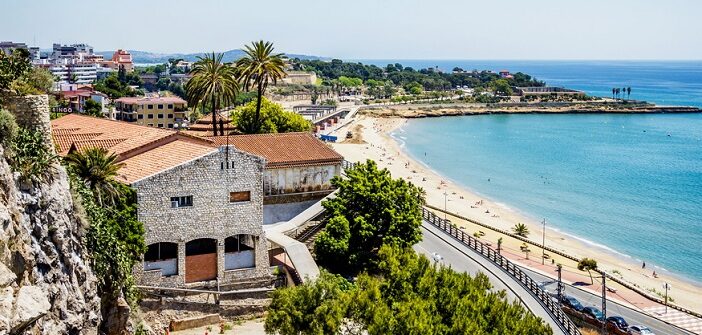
[144,242,178,276]
[224,234,256,270]
[185,238,217,283]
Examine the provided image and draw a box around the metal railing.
[422,208,581,335]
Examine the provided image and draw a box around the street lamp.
[663,282,672,314]
[443,191,448,221]
[541,218,546,265]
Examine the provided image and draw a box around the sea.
[362,60,702,283]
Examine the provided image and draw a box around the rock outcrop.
[0,95,101,334]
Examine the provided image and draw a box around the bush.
[9,127,57,183]
[230,97,312,134]
[0,109,18,147]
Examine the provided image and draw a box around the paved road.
[417,221,693,335]
[524,267,693,335]
[416,223,567,335]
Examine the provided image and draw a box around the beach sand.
[331,115,702,314]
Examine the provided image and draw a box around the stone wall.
[132,146,271,288]
[3,94,52,148]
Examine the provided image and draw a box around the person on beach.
[643,261,646,269]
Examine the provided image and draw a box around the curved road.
[416,222,568,335]
[417,222,693,335]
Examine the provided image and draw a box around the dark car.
[606,316,629,331]
[561,295,584,311]
[582,306,605,321]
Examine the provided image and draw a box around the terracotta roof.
[70,138,127,153]
[51,114,177,157]
[205,132,343,168]
[117,140,215,184]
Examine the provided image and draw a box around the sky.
[2,0,701,60]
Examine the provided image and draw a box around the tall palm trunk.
[255,81,263,133]
[211,92,218,136]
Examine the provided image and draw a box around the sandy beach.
[330,115,702,315]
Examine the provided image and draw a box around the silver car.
[628,325,655,335]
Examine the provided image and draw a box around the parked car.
[628,325,655,335]
[561,295,584,311]
[582,306,605,321]
[606,316,629,331]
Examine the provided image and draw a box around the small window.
[157,113,164,119]
[138,114,144,119]
[158,104,164,109]
[157,123,164,128]
[167,123,174,128]
[147,123,153,127]
[147,114,154,119]
[229,191,251,203]
[171,196,193,208]
[148,104,154,109]
[167,113,173,118]
[168,104,173,109]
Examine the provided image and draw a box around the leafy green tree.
[491,79,513,96]
[83,99,103,117]
[512,223,530,237]
[235,41,287,134]
[315,160,425,274]
[265,271,352,335]
[0,49,32,92]
[65,147,124,206]
[577,258,598,284]
[185,52,239,136]
[230,97,311,134]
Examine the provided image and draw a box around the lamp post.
[663,282,671,314]
[541,218,546,265]
[601,271,607,335]
[443,191,448,221]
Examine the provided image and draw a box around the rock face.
[0,95,101,334]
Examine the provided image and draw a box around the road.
[524,267,693,335]
[416,223,568,335]
[417,222,693,335]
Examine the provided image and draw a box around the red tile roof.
[116,140,215,184]
[206,132,343,168]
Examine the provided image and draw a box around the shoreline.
[330,115,702,315]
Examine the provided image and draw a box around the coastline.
[330,115,702,314]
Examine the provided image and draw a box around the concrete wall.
[131,146,271,287]
[263,164,340,200]
[263,199,320,225]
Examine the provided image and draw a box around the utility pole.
[601,271,607,335]
[542,218,546,265]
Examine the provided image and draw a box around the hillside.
[96,49,327,64]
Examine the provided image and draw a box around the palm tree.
[65,147,124,206]
[512,223,530,237]
[235,41,287,133]
[577,258,598,284]
[627,87,631,99]
[612,88,616,99]
[185,52,239,136]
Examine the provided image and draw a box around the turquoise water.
[357,60,702,107]
[397,113,702,282]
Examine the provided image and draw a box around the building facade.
[130,146,271,288]
[114,96,189,128]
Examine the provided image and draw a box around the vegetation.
[93,73,141,99]
[577,258,599,284]
[185,52,239,136]
[512,223,530,237]
[266,245,553,335]
[230,97,311,134]
[314,160,425,275]
[0,49,54,97]
[235,41,287,133]
[0,109,18,147]
[8,126,58,183]
[83,99,103,117]
[65,147,125,206]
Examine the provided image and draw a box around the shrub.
[9,127,57,183]
[0,109,18,147]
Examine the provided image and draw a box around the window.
[157,123,164,128]
[147,104,154,109]
[157,113,164,119]
[167,113,173,119]
[147,123,153,127]
[168,104,173,109]
[147,114,154,119]
[229,191,251,203]
[138,114,144,119]
[168,123,174,128]
[171,196,193,208]
[158,104,164,109]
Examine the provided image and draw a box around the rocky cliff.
[0,95,101,334]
